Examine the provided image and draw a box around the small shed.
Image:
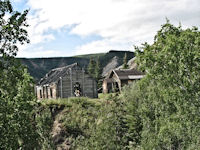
[36,63,98,99]
[103,69,144,93]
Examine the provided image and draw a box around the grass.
[74,53,105,58]
[35,93,124,149]
[98,93,119,100]
[39,96,105,107]
[38,93,121,110]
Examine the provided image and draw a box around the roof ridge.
[52,63,77,71]
[37,63,78,85]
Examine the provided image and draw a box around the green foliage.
[88,57,102,88]
[41,97,103,107]
[37,96,128,149]
[75,53,105,58]
[0,1,41,149]
[125,21,200,149]
[98,93,118,101]
[94,57,101,80]
[122,83,142,148]
[35,106,55,149]
[87,57,96,78]
[95,57,102,88]
[0,0,29,58]
[0,64,40,149]
[66,95,128,150]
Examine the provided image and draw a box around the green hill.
[19,50,134,81]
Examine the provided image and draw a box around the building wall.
[36,83,57,99]
[102,80,108,94]
[57,66,98,98]
[103,80,113,94]
[36,66,98,99]
[36,86,42,99]
[84,74,98,98]
[48,84,57,99]
[111,73,121,92]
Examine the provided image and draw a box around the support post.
[60,77,63,98]
[82,68,84,96]
[70,68,73,97]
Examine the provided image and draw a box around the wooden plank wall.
[57,66,98,98]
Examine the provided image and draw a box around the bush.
[39,96,128,149]
[35,107,55,149]
[121,83,142,148]
[123,21,200,149]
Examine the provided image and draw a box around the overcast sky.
[11,0,200,58]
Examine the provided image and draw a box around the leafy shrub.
[35,107,55,149]
[39,96,128,149]
[123,21,200,149]
[121,83,142,148]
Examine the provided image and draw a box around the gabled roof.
[117,57,137,70]
[37,63,78,86]
[102,56,120,77]
[108,69,144,80]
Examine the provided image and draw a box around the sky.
[11,0,200,58]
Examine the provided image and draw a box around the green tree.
[0,0,40,149]
[127,21,200,149]
[88,57,96,78]
[122,53,128,69]
[122,83,142,148]
[94,57,102,89]
[94,57,101,80]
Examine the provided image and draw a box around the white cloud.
[12,0,23,3]
[75,39,134,55]
[26,13,55,45]
[20,0,200,56]
[18,49,56,58]
[17,46,74,58]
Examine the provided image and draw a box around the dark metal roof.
[37,63,78,86]
[112,69,144,80]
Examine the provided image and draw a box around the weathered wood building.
[102,69,144,93]
[36,63,98,99]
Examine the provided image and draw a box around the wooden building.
[36,63,98,99]
[103,69,144,93]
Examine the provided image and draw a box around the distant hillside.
[19,50,134,82]
[75,53,105,58]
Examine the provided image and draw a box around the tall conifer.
[88,57,96,78]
